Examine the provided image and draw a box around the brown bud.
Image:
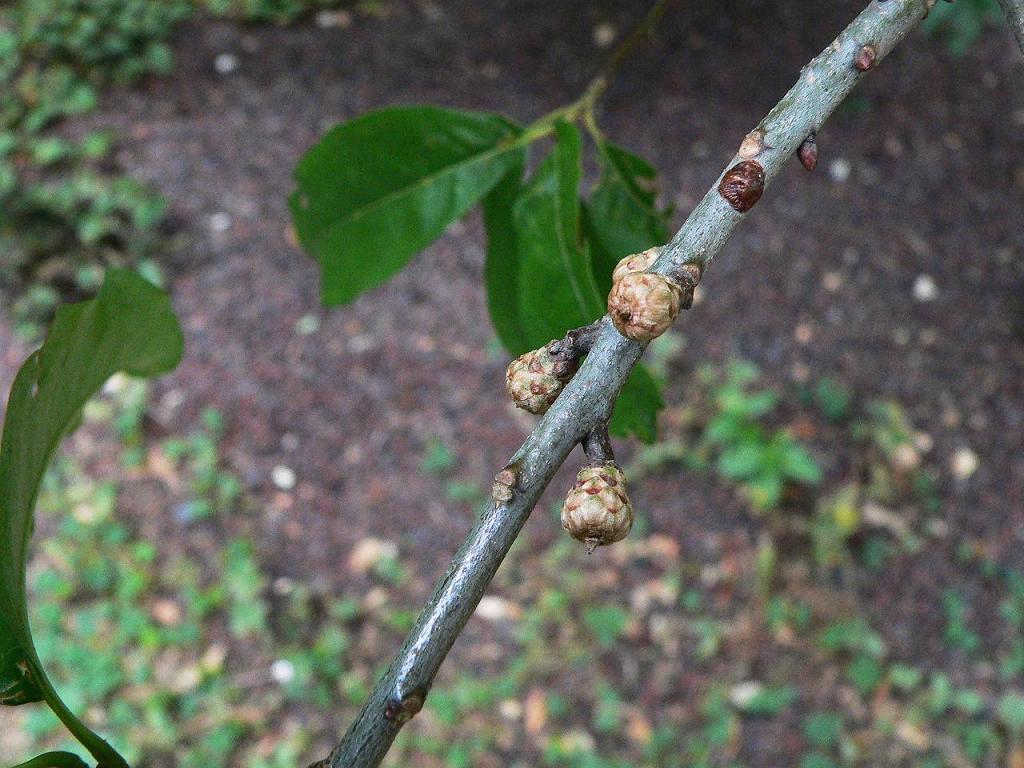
[561,463,633,552]
[492,464,519,502]
[678,262,703,288]
[611,246,661,284]
[505,343,577,415]
[608,272,682,343]
[718,160,765,213]
[675,263,703,310]
[854,44,877,72]
[384,691,425,723]
[798,134,818,172]
[738,129,767,159]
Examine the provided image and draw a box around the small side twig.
[548,320,602,363]
[582,422,614,465]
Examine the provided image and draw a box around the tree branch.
[319,1,932,766]
[997,0,1024,56]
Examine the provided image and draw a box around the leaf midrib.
[302,128,525,257]
[597,142,662,219]
[553,126,603,322]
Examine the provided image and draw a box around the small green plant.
[0,0,179,334]
[699,362,822,511]
[802,712,844,750]
[582,605,630,650]
[852,400,931,506]
[199,0,347,23]
[809,484,861,569]
[420,438,457,475]
[797,377,852,424]
[998,692,1024,741]
[942,589,982,654]
[161,408,243,522]
[14,0,190,81]
[820,618,887,696]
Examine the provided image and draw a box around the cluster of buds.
[561,462,634,553]
[505,342,578,415]
[607,248,698,343]
[502,248,689,547]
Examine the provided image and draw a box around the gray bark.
[323,1,932,766]
[997,0,1024,55]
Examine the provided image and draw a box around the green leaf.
[718,444,765,480]
[290,106,525,305]
[583,141,669,295]
[11,751,90,768]
[585,140,671,296]
[779,441,822,485]
[583,605,629,649]
[610,365,663,444]
[736,685,798,716]
[997,692,1024,732]
[482,158,530,354]
[800,755,838,768]
[746,473,784,511]
[819,619,886,658]
[704,414,745,445]
[511,121,604,342]
[482,122,663,440]
[846,654,883,695]
[803,712,844,748]
[0,270,182,765]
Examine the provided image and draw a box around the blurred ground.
[1,1,1023,766]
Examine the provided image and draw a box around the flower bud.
[611,246,661,284]
[797,134,818,172]
[719,160,765,213]
[607,272,682,343]
[505,342,577,415]
[561,463,633,552]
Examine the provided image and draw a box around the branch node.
[548,320,603,364]
[854,44,877,71]
[582,423,615,465]
[671,263,704,310]
[383,690,425,724]
[737,128,769,159]
[491,461,522,503]
[798,133,819,172]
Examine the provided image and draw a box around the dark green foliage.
[583,141,669,297]
[0,0,179,331]
[14,0,191,82]
[0,0,344,332]
[506,121,602,344]
[734,685,798,716]
[290,106,525,306]
[922,0,1002,55]
[200,0,347,23]
[291,107,673,440]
